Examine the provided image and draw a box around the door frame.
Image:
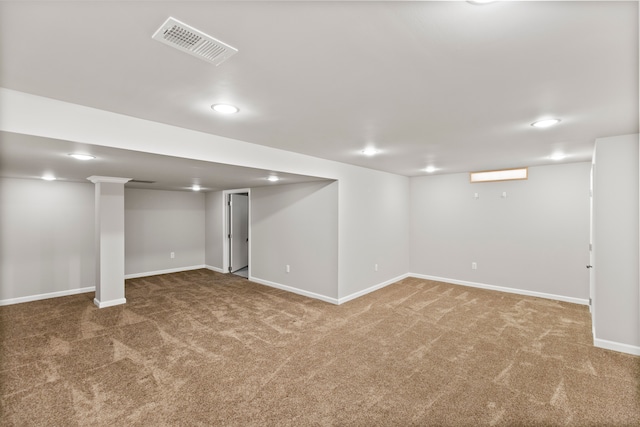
[222,188,251,276]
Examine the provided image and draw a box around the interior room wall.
[410,162,591,303]
[592,134,639,353]
[1,89,411,301]
[251,180,339,301]
[204,191,224,271]
[125,188,205,277]
[0,178,95,303]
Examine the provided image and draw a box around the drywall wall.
[410,163,591,302]
[1,89,411,301]
[0,178,95,302]
[251,181,339,300]
[205,191,224,271]
[592,134,639,353]
[125,188,205,276]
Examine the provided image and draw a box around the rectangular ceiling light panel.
[470,167,528,183]
[152,17,238,66]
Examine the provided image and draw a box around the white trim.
[205,265,226,273]
[338,273,410,305]
[124,265,206,279]
[94,297,126,308]
[594,337,640,356]
[249,277,339,305]
[409,274,590,306]
[0,286,95,306]
[87,176,131,184]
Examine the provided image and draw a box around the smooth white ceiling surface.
[0,1,637,178]
[0,131,330,191]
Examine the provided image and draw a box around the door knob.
[586,265,593,269]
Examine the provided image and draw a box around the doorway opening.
[223,189,250,279]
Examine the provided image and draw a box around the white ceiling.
[0,131,330,191]
[0,1,637,186]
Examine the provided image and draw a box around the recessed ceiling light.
[467,0,497,4]
[424,166,437,173]
[550,153,567,161]
[267,176,279,182]
[531,119,561,128]
[68,153,96,161]
[42,175,56,181]
[192,184,201,191]
[211,104,239,114]
[362,148,379,156]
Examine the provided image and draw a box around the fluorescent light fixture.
[361,148,379,156]
[531,118,561,128]
[42,174,56,181]
[211,104,239,114]
[192,184,201,191]
[470,167,528,183]
[424,166,437,173]
[68,153,96,161]
[267,176,279,182]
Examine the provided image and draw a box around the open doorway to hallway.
[223,190,250,279]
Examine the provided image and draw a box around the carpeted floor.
[1,269,638,426]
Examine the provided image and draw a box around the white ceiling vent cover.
[152,17,238,66]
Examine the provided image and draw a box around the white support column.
[88,176,131,308]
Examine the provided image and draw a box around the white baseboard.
[409,273,590,306]
[205,265,226,273]
[594,337,640,356]
[94,297,126,308]
[0,286,96,306]
[338,273,410,305]
[249,277,339,305]
[125,265,206,279]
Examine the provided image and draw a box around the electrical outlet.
[171,252,175,259]
[286,265,290,273]
[375,263,378,271]
[472,262,477,270]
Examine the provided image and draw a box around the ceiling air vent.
[152,17,238,66]
[129,179,156,184]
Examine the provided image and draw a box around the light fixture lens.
[267,176,279,182]
[424,166,437,173]
[468,0,497,4]
[531,119,561,128]
[211,104,239,114]
[68,153,96,161]
[550,153,566,161]
[362,148,379,156]
[192,184,201,191]
[42,175,56,181]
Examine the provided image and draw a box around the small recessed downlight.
[192,184,201,191]
[267,176,279,182]
[424,166,437,173]
[362,148,379,156]
[211,104,239,114]
[531,119,561,128]
[68,153,96,161]
[550,153,567,161]
[42,175,56,181]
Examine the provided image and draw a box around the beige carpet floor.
[1,269,638,426]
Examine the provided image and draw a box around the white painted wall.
[410,163,591,303]
[125,188,205,276]
[205,191,224,271]
[251,181,339,300]
[0,178,95,302]
[592,134,639,353]
[0,89,411,300]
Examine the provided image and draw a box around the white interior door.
[229,193,249,272]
